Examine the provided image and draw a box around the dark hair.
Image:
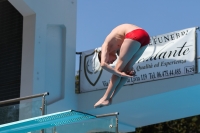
[98,51,101,63]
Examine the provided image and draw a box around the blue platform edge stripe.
[0,110,96,133]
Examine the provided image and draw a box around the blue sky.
[75,0,200,71]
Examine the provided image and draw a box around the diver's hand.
[124,67,136,76]
[125,70,136,76]
[118,71,133,78]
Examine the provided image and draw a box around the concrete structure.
[9,0,77,114]
[8,0,200,132]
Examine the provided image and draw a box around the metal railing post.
[116,115,118,133]
[41,93,48,116]
[52,127,56,133]
[40,93,49,133]
[96,112,119,133]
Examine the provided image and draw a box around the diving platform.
[0,110,118,133]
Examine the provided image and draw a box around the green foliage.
[134,115,200,133]
[75,71,80,94]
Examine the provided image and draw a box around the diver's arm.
[100,44,132,78]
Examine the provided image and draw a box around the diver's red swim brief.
[125,29,150,47]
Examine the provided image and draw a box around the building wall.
[9,0,77,114]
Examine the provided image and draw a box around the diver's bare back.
[103,24,142,53]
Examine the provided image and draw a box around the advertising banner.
[79,27,196,92]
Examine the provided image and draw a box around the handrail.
[0,92,49,133]
[0,92,49,105]
[76,52,82,54]
[96,112,119,118]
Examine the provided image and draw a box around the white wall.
[77,73,200,132]
[9,0,77,114]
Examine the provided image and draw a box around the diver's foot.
[94,98,110,108]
